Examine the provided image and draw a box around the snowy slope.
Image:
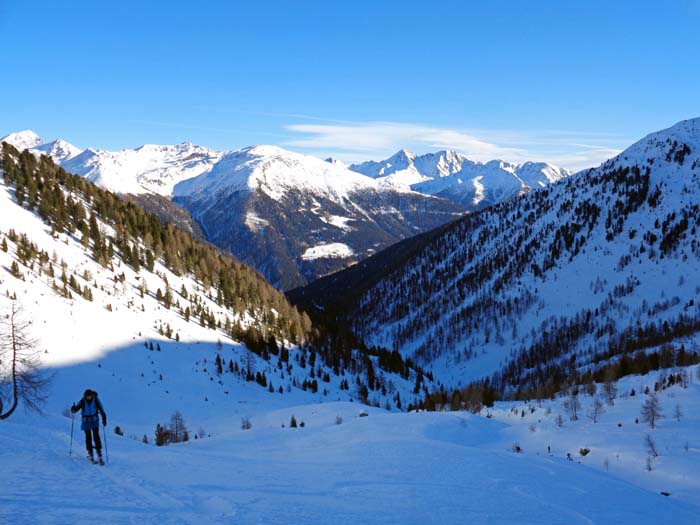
[298,118,700,391]
[1,383,699,524]
[487,367,700,507]
[173,145,387,202]
[62,142,221,196]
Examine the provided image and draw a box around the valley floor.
[2,393,699,525]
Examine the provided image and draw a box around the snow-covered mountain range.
[171,145,464,288]
[292,118,700,393]
[0,131,221,195]
[351,149,570,208]
[0,130,566,289]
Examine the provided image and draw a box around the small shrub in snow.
[290,415,298,428]
[241,417,252,430]
[300,421,305,428]
[603,457,609,471]
[114,425,124,436]
[579,448,590,457]
[358,411,368,418]
[512,443,522,453]
[555,414,565,427]
[335,415,343,425]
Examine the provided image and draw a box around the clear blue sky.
[1,0,698,170]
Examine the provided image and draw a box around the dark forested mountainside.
[125,193,206,242]
[291,119,700,407]
[174,177,463,291]
[287,220,453,314]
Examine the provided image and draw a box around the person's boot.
[87,450,95,463]
[96,449,104,465]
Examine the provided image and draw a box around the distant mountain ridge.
[1,130,568,289]
[351,149,570,209]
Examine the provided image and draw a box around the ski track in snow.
[2,401,700,525]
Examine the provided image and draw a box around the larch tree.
[0,301,51,420]
[640,394,663,429]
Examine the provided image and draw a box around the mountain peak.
[388,149,416,164]
[1,130,44,151]
[174,144,380,202]
[602,117,700,175]
[33,138,82,162]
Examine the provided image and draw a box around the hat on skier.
[83,389,94,398]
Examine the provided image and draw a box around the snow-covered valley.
[1,123,699,524]
[2,368,699,524]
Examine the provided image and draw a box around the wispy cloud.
[284,120,630,171]
[286,122,524,159]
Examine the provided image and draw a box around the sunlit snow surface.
[302,243,354,260]
[2,383,700,525]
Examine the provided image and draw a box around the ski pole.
[102,421,109,464]
[69,411,75,456]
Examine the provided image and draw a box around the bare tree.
[602,380,617,406]
[0,301,51,420]
[640,394,663,429]
[563,390,581,421]
[588,397,605,423]
[169,410,189,442]
[673,403,683,422]
[644,434,659,458]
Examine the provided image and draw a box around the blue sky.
[1,0,698,170]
